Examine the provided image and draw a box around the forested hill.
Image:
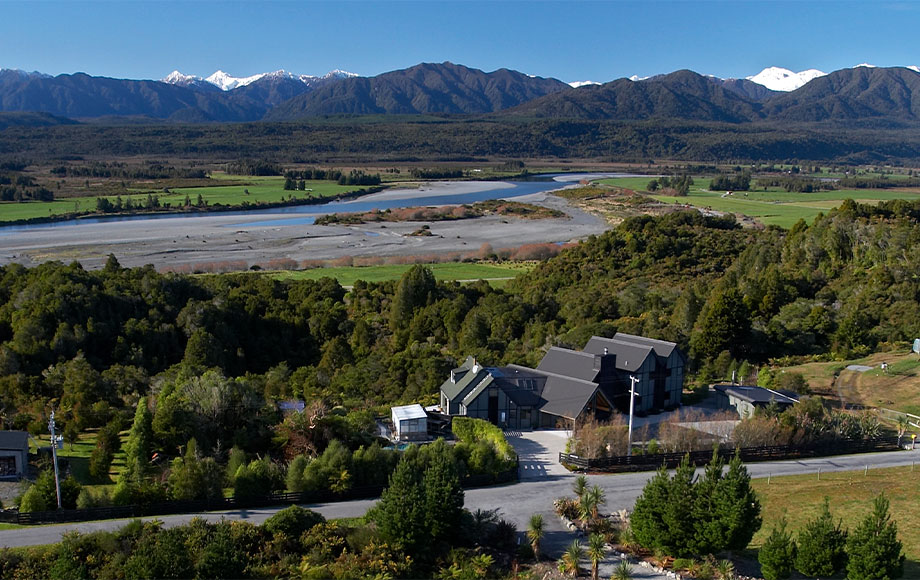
[502,67,920,123]
[2,205,920,440]
[263,62,569,118]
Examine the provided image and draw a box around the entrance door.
[488,390,499,424]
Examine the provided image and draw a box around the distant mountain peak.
[204,70,268,91]
[569,80,600,88]
[746,66,826,92]
[162,70,201,85]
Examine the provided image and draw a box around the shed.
[391,404,428,441]
[0,431,29,479]
[713,384,799,418]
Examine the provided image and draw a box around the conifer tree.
[715,450,762,552]
[846,494,904,580]
[629,465,671,552]
[758,517,796,580]
[423,445,464,545]
[660,455,697,557]
[120,397,153,484]
[374,455,428,554]
[795,497,847,576]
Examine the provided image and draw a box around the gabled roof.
[613,332,683,360]
[0,431,29,451]
[713,383,799,405]
[440,356,483,401]
[461,373,496,406]
[583,336,654,372]
[536,347,600,382]
[537,369,609,420]
[391,404,427,421]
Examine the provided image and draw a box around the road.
[0,442,916,560]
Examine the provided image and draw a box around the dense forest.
[5,118,920,164]
[2,202,919,448]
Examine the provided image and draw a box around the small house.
[391,404,428,441]
[713,384,799,418]
[0,431,29,479]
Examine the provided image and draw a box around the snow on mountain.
[746,66,826,92]
[161,68,359,90]
[908,66,920,73]
[162,70,201,85]
[569,80,600,88]
[628,75,650,82]
[205,70,269,91]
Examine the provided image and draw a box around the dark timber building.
[439,333,684,429]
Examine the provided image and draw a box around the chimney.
[450,370,456,383]
[472,358,480,374]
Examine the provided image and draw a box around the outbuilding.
[713,383,799,418]
[391,404,428,441]
[0,431,29,479]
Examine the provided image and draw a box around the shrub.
[263,505,325,538]
[233,458,284,501]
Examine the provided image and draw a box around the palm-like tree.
[611,560,633,580]
[587,533,607,580]
[559,539,584,578]
[527,513,545,562]
[573,474,588,499]
[586,485,606,520]
[896,415,910,446]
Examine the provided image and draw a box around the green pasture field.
[595,177,920,228]
[751,465,920,576]
[273,262,533,287]
[31,430,127,486]
[0,176,360,223]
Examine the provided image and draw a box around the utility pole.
[627,375,640,457]
[48,410,62,509]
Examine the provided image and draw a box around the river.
[0,173,643,233]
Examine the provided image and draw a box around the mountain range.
[2,62,920,125]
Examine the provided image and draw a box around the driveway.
[506,429,573,480]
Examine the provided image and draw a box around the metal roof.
[713,384,799,405]
[391,404,427,421]
[612,332,680,359]
[0,431,29,450]
[536,347,601,381]
[583,337,654,372]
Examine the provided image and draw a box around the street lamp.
[47,410,63,509]
[627,375,640,457]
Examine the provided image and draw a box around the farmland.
[595,176,920,228]
[271,261,533,287]
[0,175,361,223]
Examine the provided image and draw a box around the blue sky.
[2,1,919,82]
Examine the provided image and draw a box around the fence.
[0,464,518,526]
[559,436,902,473]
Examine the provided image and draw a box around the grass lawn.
[0,177,362,222]
[751,465,920,577]
[31,429,127,486]
[595,177,920,229]
[776,350,920,416]
[272,262,533,287]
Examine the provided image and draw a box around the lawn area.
[272,262,533,287]
[0,176,362,222]
[776,350,920,416]
[595,177,920,229]
[31,429,127,486]
[751,465,920,577]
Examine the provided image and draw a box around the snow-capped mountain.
[569,80,600,88]
[162,69,359,91]
[746,66,826,92]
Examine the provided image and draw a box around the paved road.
[0,439,916,565]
